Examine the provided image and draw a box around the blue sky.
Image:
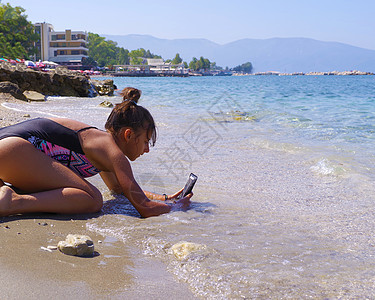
[5,0,375,50]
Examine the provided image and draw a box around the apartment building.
[34,22,89,69]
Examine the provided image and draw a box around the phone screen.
[179,173,198,198]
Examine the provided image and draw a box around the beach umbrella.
[36,61,45,68]
[42,60,58,66]
[24,60,36,67]
[0,58,8,62]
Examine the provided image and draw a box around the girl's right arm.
[100,171,122,194]
[84,133,191,217]
[113,159,191,217]
[100,171,184,202]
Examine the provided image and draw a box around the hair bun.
[120,87,141,103]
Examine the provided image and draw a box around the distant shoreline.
[107,70,374,77]
[234,70,374,76]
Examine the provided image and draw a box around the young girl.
[0,95,192,218]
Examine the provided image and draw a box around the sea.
[3,75,375,298]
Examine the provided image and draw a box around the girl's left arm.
[100,171,175,201]
[83,134,191,217]
[112,157,191,218]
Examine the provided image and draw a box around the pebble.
[58,234,95,257]
[40,246,53,253]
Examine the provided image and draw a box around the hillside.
[102,34,375,73]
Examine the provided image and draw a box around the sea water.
[3,75,375,298]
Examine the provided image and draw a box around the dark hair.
[105,99,157,146]
[120,87,141,102]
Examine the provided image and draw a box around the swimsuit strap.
[76,126,98,133]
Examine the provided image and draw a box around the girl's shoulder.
[48,117,92,131]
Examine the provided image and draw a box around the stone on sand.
[57,234,94,257]
[23,90,46,102]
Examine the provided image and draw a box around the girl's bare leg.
[0,137,103,216]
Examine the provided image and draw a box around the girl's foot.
[0,183,16,217]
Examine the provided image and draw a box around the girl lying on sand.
[0,88,192,218]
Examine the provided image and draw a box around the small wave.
[251,137,305,154]
[310,158,348,177]
[141,236,233,299]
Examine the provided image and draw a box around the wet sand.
[0,94,197,300]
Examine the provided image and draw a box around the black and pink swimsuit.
[0,118,101,178]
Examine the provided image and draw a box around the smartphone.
[178,173,198,199]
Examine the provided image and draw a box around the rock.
[0,62,96,97]
[170,241,206,260]
[99,100,113,108]
[23,90,46,102]
[57,234,94,257]
[40,246,53,252]
[0,81,27,101]
[91,79,115,96]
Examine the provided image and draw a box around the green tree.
[232,62,253,73]
[87,33,162,67]
[171,53,182,64]
[204,58,211,70]
[0,3,39,58]
[87,32,131,67]
[189,57,198,70]
[129,48,146,65]
[87,33,116,67]
[188,56,212,71]
[116,47,129,65]
[81,56,97,68]
[129,48,161,65]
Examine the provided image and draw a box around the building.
[34,22,54,62]
[112,58,187,77]
[34,22,89,69]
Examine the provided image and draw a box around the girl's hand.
[171,193,192,211]
[169,188,184,200]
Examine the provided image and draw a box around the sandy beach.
[0,94,197,300]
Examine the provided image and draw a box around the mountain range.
[102,34,375,73]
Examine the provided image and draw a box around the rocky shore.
[0,62,116,102]
[0,62,95,98]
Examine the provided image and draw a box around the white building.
[34,22,54,61]
[34,22,88,69]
